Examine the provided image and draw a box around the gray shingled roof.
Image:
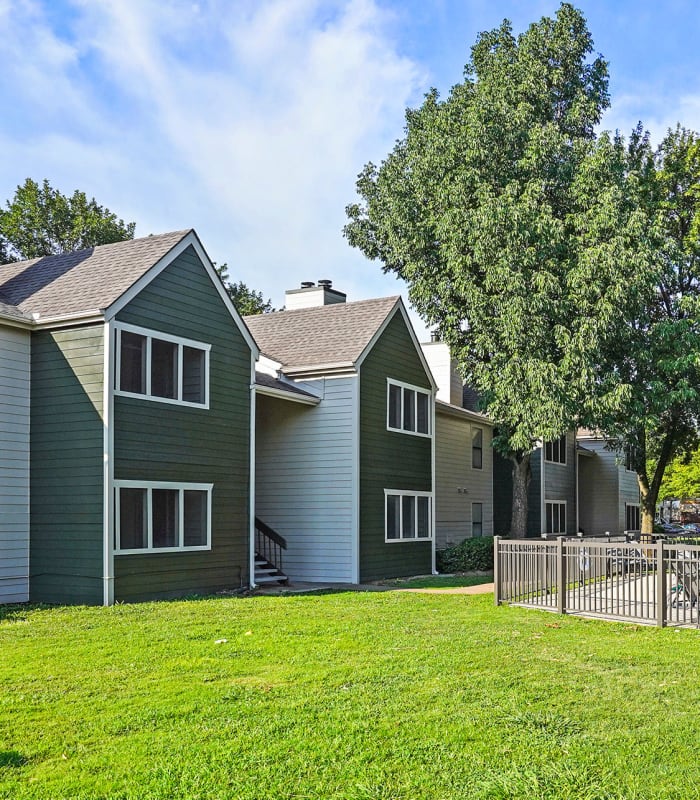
[254,371,320,399]
[0,230,191,319]
[245,296,400,371]
[0,296,31,322]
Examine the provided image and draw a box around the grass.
[380,574,493,589]
[2,592,700,799]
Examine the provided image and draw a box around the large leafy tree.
[345,4,651,536]
[597,126,700,533]
[658,448,700,502]
[0,178,135,261]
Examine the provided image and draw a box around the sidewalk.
[252,580,494,596]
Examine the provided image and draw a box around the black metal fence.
[494,536,700,627]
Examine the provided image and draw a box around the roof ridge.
[244,294,399,321]
[1,229,193,269]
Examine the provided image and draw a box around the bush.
[436,536,494,573]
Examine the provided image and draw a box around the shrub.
[436,536,494,573]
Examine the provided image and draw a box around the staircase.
[254,517,289,585]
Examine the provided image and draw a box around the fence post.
[656,539,666,628]
[493,536,501,606]
[557,536,566,615]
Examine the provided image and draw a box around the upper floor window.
[387,379,431,436]
[625,446,637,472]
[116,324,210,408]
[115,481,212,554]
[472,427,483,469]
[545,434,567,465]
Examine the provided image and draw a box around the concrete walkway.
[396,582,494,595]
[253,580,494,596]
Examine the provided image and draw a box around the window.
[387,380,431,436]
[385,491,432,541]
[472,428,483,469]
[116,324,210,408]
[115,481,212,553]
[472,502,483,537]
[625,504,641,532]
[545,435,567,464]
[546,501,567,535]
[625,446,637,472]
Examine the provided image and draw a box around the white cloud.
[0,0,426,324]
[601,87,700,146]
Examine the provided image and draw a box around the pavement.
[252,579,494,596]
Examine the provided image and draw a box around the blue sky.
[1,1,698,337]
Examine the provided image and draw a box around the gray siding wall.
[30,325,104,604]
[542,432,578,534]
[578,439,640,535]
[435,411,493,548]
[493,435,577,537]
[0,326,30,603]
[114,246,252,601]
[360,312,433,581]
[255,378,355,582]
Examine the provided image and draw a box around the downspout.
[102,320,115,606]
[351,372,360,584]
[249,354,257,589]
[431,387,437,574]
[575,436,580,536]
[540,441,546,536]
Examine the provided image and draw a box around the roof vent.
[318,279,332,289]
[300,281,315,288]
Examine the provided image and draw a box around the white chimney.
[421,339,463,406]
[285,280,347,310]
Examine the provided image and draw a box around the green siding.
[30,325,104,604]
[114,246,251,601]
[359,311,432,581]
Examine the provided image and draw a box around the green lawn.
[2,592,700,799]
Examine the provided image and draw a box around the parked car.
[654,520,686,536]
[682,523,700,534]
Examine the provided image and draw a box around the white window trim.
[544,435,567,466]
[384,489,433,542]
[115,480,213,554]
[546,500,567,535]
[114,321,211,409]
[386,378,432,438]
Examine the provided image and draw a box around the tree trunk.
[510,452,532,538]
[639,488,656,535]
[637,423,678,536]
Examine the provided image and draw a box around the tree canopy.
[0,178,136,261]
[658,447,700,502]
[345,3,652,536]
[594,126,700,530]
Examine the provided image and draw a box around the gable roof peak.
[244,294,401,372]
[0,230,193,321]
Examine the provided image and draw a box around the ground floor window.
[625,503,641,532]
[472,502,483,537]
[385,491,432,542]
[545,501,566,535]
[115,481,212,553]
